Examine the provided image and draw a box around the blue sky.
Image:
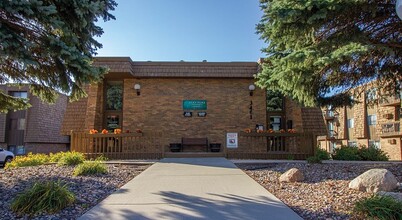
[96,0,265,62]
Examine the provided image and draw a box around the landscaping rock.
[377,191,402,202]
[279,168,304,183]
[349,169,398,193]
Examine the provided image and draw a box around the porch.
[70,131,317,160]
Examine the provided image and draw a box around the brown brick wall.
[122,78,267,152]
[25,95,69,144]
[25,143,69,154]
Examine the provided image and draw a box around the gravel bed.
[236,163,402,220]
[0,164,150,219]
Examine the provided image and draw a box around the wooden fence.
[227,132,317,160]
[70,132,163,159]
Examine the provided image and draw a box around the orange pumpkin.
[101,129,108,134]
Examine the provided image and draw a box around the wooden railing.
[227,132,316,160]
[70,132,163,159]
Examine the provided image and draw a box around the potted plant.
[169,143,182,152]
[209,143,221,152]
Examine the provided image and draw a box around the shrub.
[358,146,389,161]
[5,153,49,169]
[49,152,67,163]
[58,151,85,166]
[354,195,402,220]
[73,161,108,176]
[11,181,75,216]
[306,147,330,163]
[306,156,322,164]
[332,146,361,160]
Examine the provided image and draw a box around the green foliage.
[5,153,50,169]
[11,181,75,216]
[332,145,389,161]
[332,146,361,160]
[73,161,108,176]
[359,146,389,161]
[0,0,117,112]
[266,90,284,111]
[257,0,402,108]
[354,195,402,220]
[58,152,85,166]
[286,154,294,160]
[48,152,67,163]
[307,147,330,163]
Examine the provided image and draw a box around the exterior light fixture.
[397,0,402,20]
[248,84,256,96]
[134,83,141,96]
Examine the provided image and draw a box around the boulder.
[279,168,304,183]
[377,191,402,202]
[349,169,398,193]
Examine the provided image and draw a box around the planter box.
[209,143,221,152]
[169,143,182,152]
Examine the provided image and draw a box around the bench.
[182,138,208,152]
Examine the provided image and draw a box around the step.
[164,152,226,158]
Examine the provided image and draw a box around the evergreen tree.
[0,0,117,112]
[257,0,402,107]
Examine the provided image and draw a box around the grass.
[354,195,402,220]
[73,161,108,176]
[11,181,75,216]
[5,151,86,168]
[57,152,85,166]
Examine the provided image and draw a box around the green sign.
[183,100,207,110]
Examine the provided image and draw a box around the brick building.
[0,85,70,154]
[61,57,326,159]
[318,83,402,160]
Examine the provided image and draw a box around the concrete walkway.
[79,158,302,220]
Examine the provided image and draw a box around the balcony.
[381,122,402,137]
[379,94,401,107]
[324,110,336,120]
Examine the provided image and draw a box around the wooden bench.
[182,138,208,152]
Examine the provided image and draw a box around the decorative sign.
[197,112,207,117]
[226,133,238,148]
[183,112,192,117]
[183,100,207,110]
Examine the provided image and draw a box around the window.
[328,122,335,137]
[17,118,25,130]
[266,90,284,111]
[348,141,357,147]
[369,140,381,149]
[10,91,28,99]
[366,88,377,102]
[106,81,123,111]
[347,118,354,128]
[367,114,377,125]
[269,116,281,131]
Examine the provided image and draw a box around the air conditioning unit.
[388,139,396,144]
[383,113,393,119]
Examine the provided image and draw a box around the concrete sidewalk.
[79,158,302,220]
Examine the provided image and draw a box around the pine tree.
[0,0,117,112]
[257,0,402,107]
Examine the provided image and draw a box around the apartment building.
[318,85,402,160]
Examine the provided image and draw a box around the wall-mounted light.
[248,84,256,96]
[134,83,141,96]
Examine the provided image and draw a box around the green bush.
[58,151,85,166]
[73,161,108,176]
[11,181,75,216]
[49,152,67,163]
[306,147,330,163]
[358,146,389,161]
[306,156,322,164]
[332,146,361,160]
[5,153,50,169]
[354,195,402,220]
